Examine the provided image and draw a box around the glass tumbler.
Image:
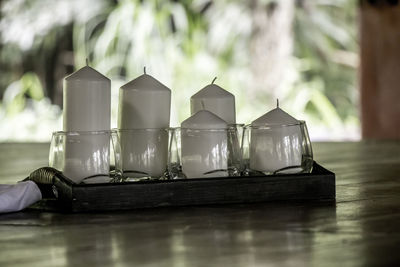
[112,128,169,181]
[49,131,117,184]
[167,126,242,179]
[242,121,313,175]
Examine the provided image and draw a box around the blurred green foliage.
[0,0,359,141]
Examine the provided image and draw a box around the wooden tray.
[30,161,335,212]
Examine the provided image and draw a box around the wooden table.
[0,142,399,266]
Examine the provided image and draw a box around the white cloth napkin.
[0,181,42,213]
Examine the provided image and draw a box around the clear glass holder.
[166,125,244,179]
[49,130,119,184]
[241,121,313,176]
[111,128,169,181]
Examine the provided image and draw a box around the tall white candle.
[63,65,111,131]
[118,68,171,178]
[191,78,236,124]
[250,100,302,173]
[181,110,228,178]
[62,63,111,183]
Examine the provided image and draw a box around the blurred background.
[0,0,359,142]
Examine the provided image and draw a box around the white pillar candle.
[117,68,171,178]
[181,110,228,178]
[250,100,302,173]
[63,64,111,131]
[191,78,236,124]
[62,62,111,183]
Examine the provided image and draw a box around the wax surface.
[118,74,171,129]
[182,110,227,129]
[191,83,236,124]
[63,66,111,131]
[252,107,298,126]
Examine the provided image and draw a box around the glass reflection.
[49,131,113,183]
[113,128,168,180]
[243,121,312,175]
[168,127,242,179]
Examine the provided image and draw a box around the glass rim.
[168,124,243,131]
[52,130,112,136]
[244,120,306,129]
[177,127,238,132]
[113,128,169,133]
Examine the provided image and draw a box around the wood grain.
[0,142,399,266]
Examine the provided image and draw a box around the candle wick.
[144,66,146,74]
[277,99,279,108]
[211,77,217,84]
[86,58,89,66]
[201,100,205,110]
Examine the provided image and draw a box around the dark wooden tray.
[30,161,335,212]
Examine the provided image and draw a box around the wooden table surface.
[0,142,399,267]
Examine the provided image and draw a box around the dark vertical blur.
[360,0,400,139]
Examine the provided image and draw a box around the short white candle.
[250,100,302,173]
[62,62,111,183]
[181,110,228,178]
[117,68,171,178]
[191,78,236,124]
